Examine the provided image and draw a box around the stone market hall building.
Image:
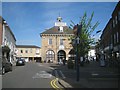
[40,16,74,63]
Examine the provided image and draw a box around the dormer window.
[59,26,63,32]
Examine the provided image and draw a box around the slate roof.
[0,16,16,41]
[16,45,40,48]
[41,26,73,35]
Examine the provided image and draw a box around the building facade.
[0,17,16,65]
[16,45,41,62]
[40,16,74,63]
[0,16,2,45]
[100,2,120,67]
[88,46,96,61]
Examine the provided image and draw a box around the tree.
[70,12,99,59]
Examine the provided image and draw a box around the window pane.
[21,50,23,53]
[49,38,52,45]
[25,50,28,53]
[60,39,63,45]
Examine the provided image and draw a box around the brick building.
[0,16,2,45]
[100,1,120,66]
[40,16,74,63]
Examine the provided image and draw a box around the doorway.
[57,50,66,62]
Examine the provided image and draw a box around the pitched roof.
[40,26,73,35]
[0,16,16,41]
[16,45,40,48]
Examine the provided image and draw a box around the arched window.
[57,50,66,62]
[46,50,55,62]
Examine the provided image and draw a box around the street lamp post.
[76,37,80,81]
[73,24,82,82]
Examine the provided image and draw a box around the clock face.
[59,45,64,50]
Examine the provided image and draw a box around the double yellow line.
[50,78,62,90]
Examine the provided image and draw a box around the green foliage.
[70,12,99,56]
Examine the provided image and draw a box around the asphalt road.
[2,61,119,89]
[2,62,56,88]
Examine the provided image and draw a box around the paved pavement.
[49,61,120,88]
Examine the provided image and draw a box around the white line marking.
[91,73,99,76]
[48,67,54,70]
[33,71,53,79]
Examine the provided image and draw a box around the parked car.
[2,57,12,75]
[16,59,25,66]
[0,57,2,75]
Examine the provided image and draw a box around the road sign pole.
[76,37,80,81]
[73,24,82,82]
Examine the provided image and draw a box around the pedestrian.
[60,58,62,64]
[63,58,66,65]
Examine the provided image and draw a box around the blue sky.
[2,2,118,46]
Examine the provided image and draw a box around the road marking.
[59,70,66,79]
[91,73,99,76]
[50,78,62,90]
[53,79,59,88]
[51,79,57,89]
[37,63,55,70]
[48,67,54,70]
[33,71,52,79]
